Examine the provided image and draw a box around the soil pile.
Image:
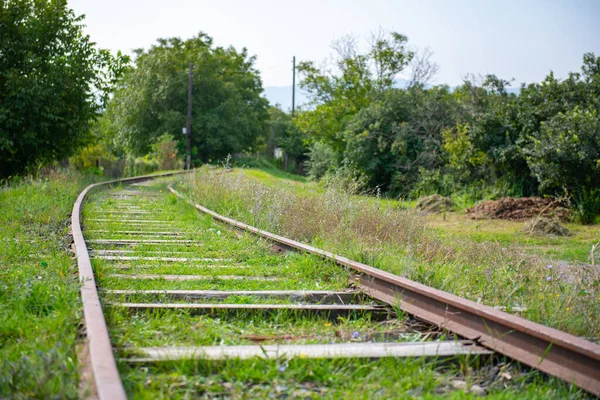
[523,217,570,236]
[415,194,453,213]
[466,197,569,221]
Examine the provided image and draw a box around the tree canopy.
[102,33,269,163]
[0,0,127,178]
[296,32,600,222]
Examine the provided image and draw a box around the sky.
[68,0,600,88]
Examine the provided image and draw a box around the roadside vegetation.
[0,169,98,397]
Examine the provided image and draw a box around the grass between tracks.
[85,181,588,399]
[148,166,600,398]
[0,169,100,398]
[0,169,590,399]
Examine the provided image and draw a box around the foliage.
[295,31,413,155]
[102,33,269,164]
[151,133,181,171]
[343,86,455,194]
[263,106,307,171]
[295,40,600,222]
[305,141,336,180]
[0,0,128,178]
[527,107,600,194]
[525,107,600,223]
[127,155,160,176]
[573,188,600,225]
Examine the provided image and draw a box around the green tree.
[0,0,128,178]
[342,86,458,194]
[296,32,413,156]
[526,107,600,223]
[103,34,269,163]
[266,107,306,165]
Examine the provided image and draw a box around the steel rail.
[168,185,600,396]
[72,171,190,400]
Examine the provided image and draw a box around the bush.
[574,188,600,224]
[526,107,600,224]
[306,142,336,180]
[127,156,159,176]
[70,144,122,176]
[151,133,182,171]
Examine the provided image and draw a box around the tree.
[295,31,414,155]
[266,107,306,166]
[0,0,128,178]
[103,34,269,163]
[526,107,600,223]
[344,86,456,193]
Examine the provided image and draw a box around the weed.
[181,167,600,338]
[0,168,100,398]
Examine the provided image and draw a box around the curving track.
[72,172,600,398]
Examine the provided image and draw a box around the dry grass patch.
[181,168,600,338]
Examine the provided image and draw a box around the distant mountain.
[262,81,520,111]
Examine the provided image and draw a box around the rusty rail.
[168,185,600,396]
[72,171,190,400]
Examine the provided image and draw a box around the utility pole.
[186,63,193,170]
[291,56,296,118]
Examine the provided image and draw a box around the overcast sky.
[68,0,600,88]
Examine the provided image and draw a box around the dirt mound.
[523,217,570,236]
[415,194,453,213]
[466,197,569,221]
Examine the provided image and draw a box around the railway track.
[72,172,600,398]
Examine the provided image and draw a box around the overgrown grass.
[83,180,588,398]
[0,169,99,398]
[119,357,583,400]
[180,168,600,339]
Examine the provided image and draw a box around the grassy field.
[236,168,600,264]
[180,167,600,340]
[427,212,599,264]
[86,180,587,399]
[1,168,597,398]
[0,170,99,398]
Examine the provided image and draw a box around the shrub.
[128,156,159,176]
[526,107,600,224]
[151,133,182,171]
[573,188,600,225]
[306,142,336,180]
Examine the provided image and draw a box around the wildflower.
[278,365,286,373]
[546,276,552,281]
[352,331,359,339]
[566,307,571,311]
[299,353,307,359]
[546,265,553,269]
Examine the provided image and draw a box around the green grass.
[76,174,592,398]
[118,357,588,400]
[1,168,591,398]
[0,169,100,398]
[179,168,600,337]
[426,212,600,263]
